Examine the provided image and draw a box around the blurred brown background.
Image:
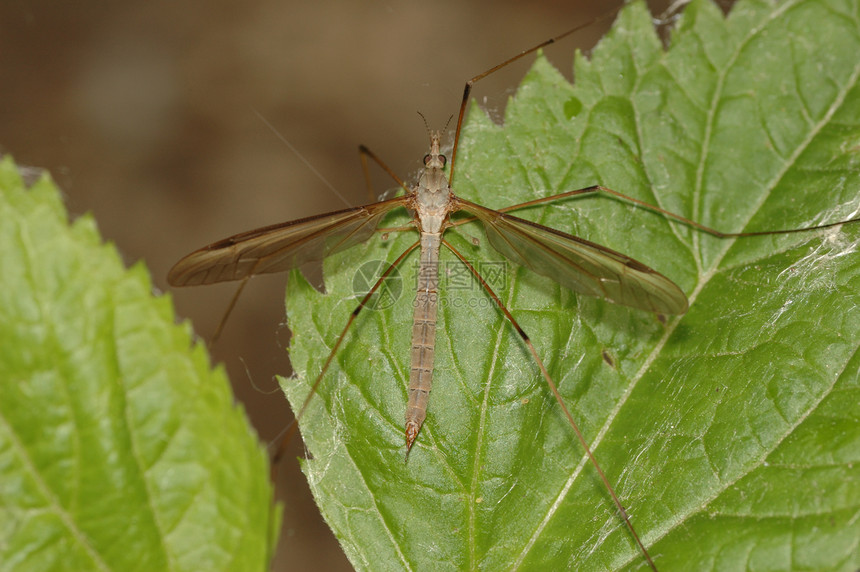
[0,1,712,569]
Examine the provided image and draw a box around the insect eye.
[439,154,447,166]
[423,154,432,165]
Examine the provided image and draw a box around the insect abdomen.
[405,232,441,450]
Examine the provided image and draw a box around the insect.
[169,1,860,569]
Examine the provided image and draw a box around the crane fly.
[168,3,860,570]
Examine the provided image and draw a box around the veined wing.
[455,198,688,315]
[168,197,407,286]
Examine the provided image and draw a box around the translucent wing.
[168,197,407,286]
[455,198,688,315]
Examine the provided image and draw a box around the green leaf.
[283,0,860,570]
[0,157,277,571]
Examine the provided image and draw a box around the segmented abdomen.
[405,232,441,450]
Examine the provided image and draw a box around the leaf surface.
[284,1,860,569]
[0,157,276,571]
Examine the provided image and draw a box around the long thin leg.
[448,4,626,181]
[450,185,860,237]
[359,145,377,202]
[272,240,421,468]
[360,144,412,202]
[359,144,411,196]
[210,276,251,346]
[441,237,657,571]
[358,144,418,234]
